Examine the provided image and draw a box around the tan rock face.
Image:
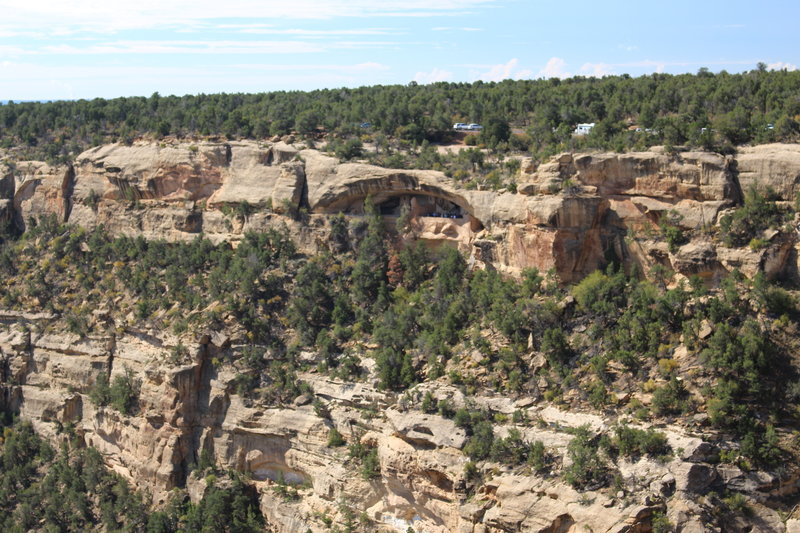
[4,143,800,532]
[2,303,797,533]
[6,142,800,283]
[74,143,228,202]
[736,143,800,201]
[12,161,74,231]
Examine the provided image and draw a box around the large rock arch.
[302,152,484,229]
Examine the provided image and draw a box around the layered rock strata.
[5,141,799,283]
[2,309,793,532]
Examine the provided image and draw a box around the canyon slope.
[2,140,800,532]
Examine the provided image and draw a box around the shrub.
[613,424,671,458]
[587,380,609,409]
[719,186,788,247]
[723,492,750,515]
[660,211,687,253]
[327,428,346,447]
[651,377,691,416]
[528,440,553,473]
[335,138,364,161]
[463,421,495,461]
[740,424,781,466]
[463,461,480,483]
[563,426,606,489]
[541,327,572,367]
[651,511,673,533]
[421,391,436,414]
[85,189,100,211]
[489,428,526,465]
[89,372,111,407]
[572,267,628,318]
[360,448,380,480]
[109,366,141,415]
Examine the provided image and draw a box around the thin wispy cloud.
[0,45,32,57]
[580,63,614,77]
[538,57,570,79]
[414,68,453,83]
[233,62,390,72]
[540,58,773,80]
[238,28,401,36]
[0,0,498,34]
[0,60,394,99]
[767,61,797,71]
[42,40,326,55]
[30,37,408,56]
[329,40,407,50]
[432,26,483,31]
[475,58,531,81]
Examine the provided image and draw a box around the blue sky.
[0,0,797,100]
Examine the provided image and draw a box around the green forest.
[2,67,799,163]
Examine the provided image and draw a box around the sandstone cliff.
[4,140,799,283]
[2,141,800,532]
[4,306,792,532]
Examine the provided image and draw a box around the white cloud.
[238,28,399,36]
[432,26,482,31]
[580,62,614,77]
[234,62,390,72]
[0,60,393,100]
[0,45,33,56]
[41,40,325,55]
[330,40,404,49]
[0,0,497,35]
[476,58,531,82]
[414,68,453,84]
[767,61,797,71]
[32,37,404,56]
[0,30,47,38]
[537,57,570,79]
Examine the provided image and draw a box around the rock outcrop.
[3,140,799,282]
[11,161,74,231]
[1,308,793,532]
[736,143,800,201]
[3,141,800,531]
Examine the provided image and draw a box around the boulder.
[386,410,467,449]
[670,240,722,278]
[671,462,718,493]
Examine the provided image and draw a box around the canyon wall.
[4,140,800,283]
[2,141,800,531]
[3,307,793,532]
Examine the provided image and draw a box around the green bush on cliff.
[109,366,141,416]
[719,185,789,247]
[563,427,607,490]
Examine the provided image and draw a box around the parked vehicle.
[453,123,482,131]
